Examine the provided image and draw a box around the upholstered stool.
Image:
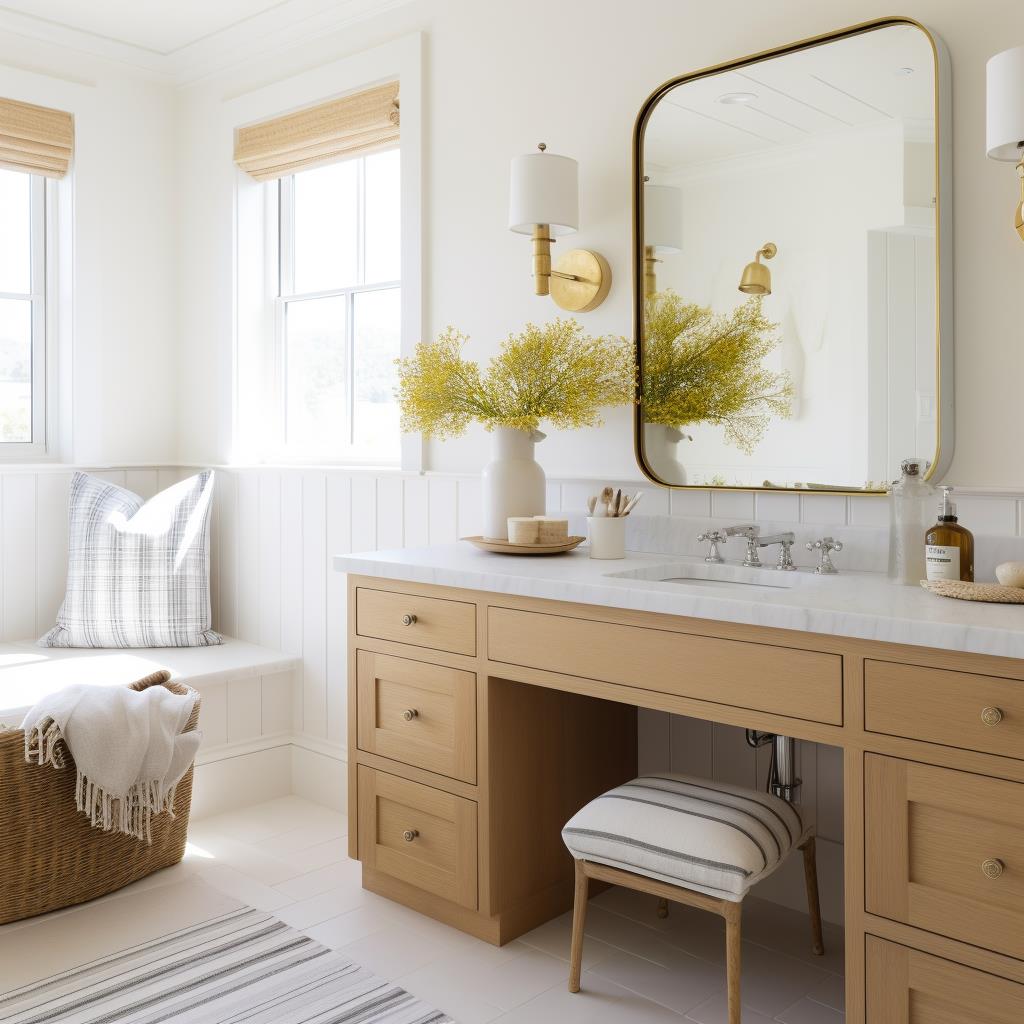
[562,772,823,1024]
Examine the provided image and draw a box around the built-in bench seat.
[0,638,302,817]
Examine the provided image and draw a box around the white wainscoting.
[8,463,1024,919]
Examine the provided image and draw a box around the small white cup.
[587,516,626,559]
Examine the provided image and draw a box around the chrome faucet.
[807,536,843,574]
[757,532,797,571]
[723,525,761,567]
[696,529,727,564]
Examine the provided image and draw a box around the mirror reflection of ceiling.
[644,26,934,171]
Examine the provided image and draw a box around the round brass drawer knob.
[402,829,419,843]
[982,858,1005,879]
[402,708,419,721]
[401,613,417,626]
[981,706,1004,727]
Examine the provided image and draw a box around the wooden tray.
[462,535,586,555]
[920,579,1024,604]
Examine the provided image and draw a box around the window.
[0,168,47,456]
[276,148,401,463]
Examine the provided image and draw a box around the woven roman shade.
[0,97,74,178]
[235,81,399,182]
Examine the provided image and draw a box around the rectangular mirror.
[633,18,951,493]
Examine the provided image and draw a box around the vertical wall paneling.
[279,471,304,658]
[215,468,239,638]
[124,468,160,499]
[235,472,260,642]
[403,475,429,548]
[325,474,352,744]
[3,475,35,640]
[300,471,328,738]
[257,471,282,650]
[427,477,458,544]
[34,472,71,636]
[376,476,404,549]
[350,476,376,552]
[456,477,481,537]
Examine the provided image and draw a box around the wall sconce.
[738,242,777,295]
[643,178,682,298]
[986,45,1024,241]
[508,143,611,312]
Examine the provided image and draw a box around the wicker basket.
[0,670,201,925]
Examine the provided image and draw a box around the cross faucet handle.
[696,529,727,564]
[806,536,843,574]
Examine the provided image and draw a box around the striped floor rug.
[0,905,453,1023]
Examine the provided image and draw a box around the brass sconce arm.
[1015,155,1024,241]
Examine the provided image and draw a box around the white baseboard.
[192,743,293,818]
[191,733,346,819]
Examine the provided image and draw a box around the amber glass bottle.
[925,486,974,582]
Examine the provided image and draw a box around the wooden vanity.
[346,571,1024,1023]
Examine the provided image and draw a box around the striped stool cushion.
[562,772,803,901]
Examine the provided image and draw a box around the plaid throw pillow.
[40,471,222,649]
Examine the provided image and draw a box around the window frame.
[269,149,402,466]
[0,172,52,460]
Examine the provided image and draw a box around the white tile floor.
[2,797,845,1022]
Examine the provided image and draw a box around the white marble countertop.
[335,544,1024,661]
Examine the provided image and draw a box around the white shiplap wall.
[11,464,1024,919]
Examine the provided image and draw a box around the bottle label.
[926,545,961,581]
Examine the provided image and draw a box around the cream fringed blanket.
[21,677,202,842]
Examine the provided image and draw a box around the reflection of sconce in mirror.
[986,45,1024,242]
[643,178,682,298]
[508,143,611,311]
[739,242,777,295]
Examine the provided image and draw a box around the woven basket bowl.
[0,670,200,925]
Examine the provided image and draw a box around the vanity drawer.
[356,587,477,656]
[866,935,1024,1023]
[357,766,478,909]
[865,659,1024,760]
[356,651,477,783]
[487,607,842,725]
[865,754,1024,959]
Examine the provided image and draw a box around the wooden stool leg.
[800,834,825,955]
[656,897,669,919]
[724,902,742,1024]
[568,860,590,993]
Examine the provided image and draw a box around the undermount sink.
[604,561,819,591]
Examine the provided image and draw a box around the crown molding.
[0,0,413,86]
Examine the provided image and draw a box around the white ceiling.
[645,24,935,169]
[0,0,410,82]
[0,0,288,54]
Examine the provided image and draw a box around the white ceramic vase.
[643,422,689,484]
[481,427,546,540]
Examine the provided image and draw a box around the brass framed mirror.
[632,18,952,494]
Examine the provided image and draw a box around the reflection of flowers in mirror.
[641,290,792,455]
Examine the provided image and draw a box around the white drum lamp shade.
[987,45,1024,160]
[644,183,683,255]
[509,150,579,235]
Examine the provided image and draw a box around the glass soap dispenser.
[888,458,933,584]
[925,486,975,582]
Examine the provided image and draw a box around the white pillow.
[40,471,222,649]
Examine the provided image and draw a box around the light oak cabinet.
[346,575,1024,1020]
[487,605,843,725]
[357,766,478,909]
[866,936,1024,1023]
[357,651,477,783]
[865,659,1024,759]
[356,587,477,656]
[865,753,1024,960]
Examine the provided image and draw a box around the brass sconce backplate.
[550,249,612,312]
